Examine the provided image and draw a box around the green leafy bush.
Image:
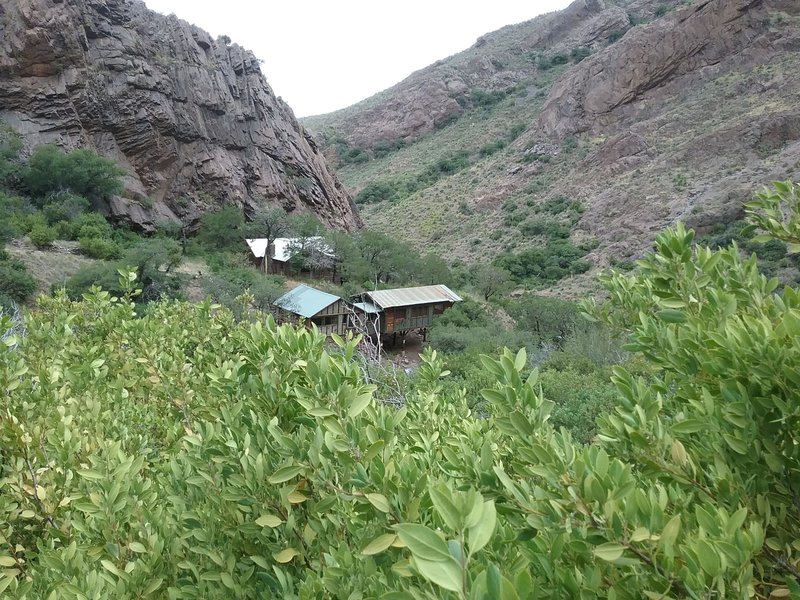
[570,47,591,63]
[433,299,490,328]
[63,262,126,297]
[354,180,401,205]
[3,183,800,599]
[696,217,800,280]
[61,212,113,241]
[372,138,406,159]
[0,121,23,185]
[195,206,245,252]
[540,368,619,444]
[68,239,182,301]
[27,225,56,248]
[0,255,37,303]
[21,145,124,202]
[470,89,510,108]
[538,52,569,70]
[607,30,625,43]
[519,218,570,239]
[478,140,506,157]
[428,323,526,355]
[535,196,583,215]
[79,236,123,260]
[0,193,33,243]
[41,193,91,225]
[495,241,591,284]
[337,145,369,165]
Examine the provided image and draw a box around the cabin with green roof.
[273,284,350,336]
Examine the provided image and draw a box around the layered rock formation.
[0,0,361,231]
[305,0,800,286]
[304,0,634,150]
[539,0,774,137]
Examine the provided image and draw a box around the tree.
[339,230,415,285]
[121,239,183,301]
[471,263,512,301]
[246,207,289,273]
[196,206,244,252]
[509,293,580,345]
[283,213,336,278]
[27,225,55,249]
[0,122,22,186]
[0,254,36,304]
[415,252,453,286]
[21,145,124,203]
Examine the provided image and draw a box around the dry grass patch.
[6,238,97,294]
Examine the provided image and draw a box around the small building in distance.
[273,284,350,336]
[245,237,338,281]
[354,284,462,341]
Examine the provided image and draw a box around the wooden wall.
[381,302,453,333]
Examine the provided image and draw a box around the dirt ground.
[6,238,96,294]
[381,330,427,369]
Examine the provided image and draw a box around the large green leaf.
[362,534,397,556]
[593,543,625,562]
[395,524,451,562]
[468,500,496,554]
[268,465,304,484]
[413,556,463,593]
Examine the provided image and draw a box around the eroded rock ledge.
[0,0,361,231]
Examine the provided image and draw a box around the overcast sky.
[142,0,572,117]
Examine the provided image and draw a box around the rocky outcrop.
[304,0,637,151]
[538,0,772,137]
[0,0,361,231]
[301,0,800,283]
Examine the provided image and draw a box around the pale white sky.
[142,0,572,117]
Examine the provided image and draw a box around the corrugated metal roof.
[274,284,341,318]
[352,301,380,314]
[245,237,333,262]
[245,238,269,259]
[364,285,463,309]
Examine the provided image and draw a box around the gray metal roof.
[274,284,341,318]
[246,237,333,262]
[364,285,462,309]
[352,301,380,314]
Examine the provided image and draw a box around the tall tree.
[471,264,512,301]
[247,207,289,273]
[197,206,244,252]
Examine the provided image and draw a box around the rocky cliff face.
[304,0,635,150]
[0,0,361,231]
[539,0,776,136]
[305,0,800,288]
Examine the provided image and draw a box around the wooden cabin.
[353,285,462,339]
[273,284,350,336]
[245,237,339,282]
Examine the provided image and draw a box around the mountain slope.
[0,0,361,232]
[304,0,800,292]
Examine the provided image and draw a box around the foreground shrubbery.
[1,183,800,598]
[0,251,36,308]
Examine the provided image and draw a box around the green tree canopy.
[196,206,245,252]
[20,145,125,203]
